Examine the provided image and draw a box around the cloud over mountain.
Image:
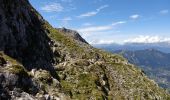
[124,35,170,43]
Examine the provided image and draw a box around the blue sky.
[29,0,170,44]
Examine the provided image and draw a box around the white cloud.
[78,21,126,34]
[130,14,140,20]
[57,17,72,27]
[89,40,115,44]
[78,25,112,33]
[78,11,98,18]
[82,23,93,26]
[112,21,126,26]
[160,9,169,14]
[77,5,109,18]
[61,17,72,21]
[124,35,170,43]
[96,5,109,11]
[41,3,63,12]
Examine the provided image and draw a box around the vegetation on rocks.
[8,65,28,76]
[0,0,170,99]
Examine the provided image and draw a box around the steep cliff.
[0,0,169,100]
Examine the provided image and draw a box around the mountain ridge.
[93,42,170,53]
[114,49,170,67]
[57,27,88,44]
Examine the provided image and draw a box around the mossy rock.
[74,60,90,66]
[8,65,28,77]
[0,51,20,65]
[35,70,52,83]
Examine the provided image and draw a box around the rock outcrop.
[57,27,88,44]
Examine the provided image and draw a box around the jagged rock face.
[57,27,88,44]
[0,0,53,70]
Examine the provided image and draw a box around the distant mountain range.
[93,42,170,53]
[114,49,170,68]
[94,43,170,92]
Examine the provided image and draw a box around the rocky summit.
[0,0,170,100]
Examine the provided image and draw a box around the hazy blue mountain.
[93,42,170,53]
[114,49,170,68]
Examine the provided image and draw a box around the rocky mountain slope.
[0,0,170,99]
[114,49,170,92]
